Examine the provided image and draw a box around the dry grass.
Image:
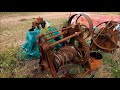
[95,43,120,78]
[0,12,120,78]
[0,12,68,78]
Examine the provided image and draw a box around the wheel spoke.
[91,21,120,52]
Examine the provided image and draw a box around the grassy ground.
[0,12,68,78]
[0,12,120,78]
[95,51,120,78]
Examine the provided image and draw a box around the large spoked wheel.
[91,21,120,52]
[68,13,94,40]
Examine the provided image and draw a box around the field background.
[0,12,120,78]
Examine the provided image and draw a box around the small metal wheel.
[68,13,94,40]
[91,21,120,52]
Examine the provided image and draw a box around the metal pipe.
[49,31,81,47]
[43,26,72,36]
[46,33,64,41]
[40,24,80,37]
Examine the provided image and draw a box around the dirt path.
[1,12,119,24]
[0,12,90,23]
[0,12,70,24]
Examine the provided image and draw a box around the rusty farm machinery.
[35,13,120,78]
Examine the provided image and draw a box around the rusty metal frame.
[67,13,94,39]
[37,23,93,77]
[91,21,120,52]
[37,13,102,78]
[38,24,86,78]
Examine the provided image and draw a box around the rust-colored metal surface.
[91,21,120,52]
[67,13,93,40]
[54,46,78,70]
[36,13,109,78]
[37,23,93,77]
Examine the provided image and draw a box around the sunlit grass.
[0,12,120,78]
[0,13,68,78]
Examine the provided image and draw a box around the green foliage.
[62,19,68,26]
[102,53,120,78]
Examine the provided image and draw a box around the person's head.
[36,16,43,24]
[32,21,40,29]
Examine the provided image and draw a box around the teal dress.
[21,28,40,60]
[19,24,62,61]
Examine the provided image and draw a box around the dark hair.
[40,21,46,28]
[29,26,35,31]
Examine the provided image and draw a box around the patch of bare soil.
[0,12,70,24]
